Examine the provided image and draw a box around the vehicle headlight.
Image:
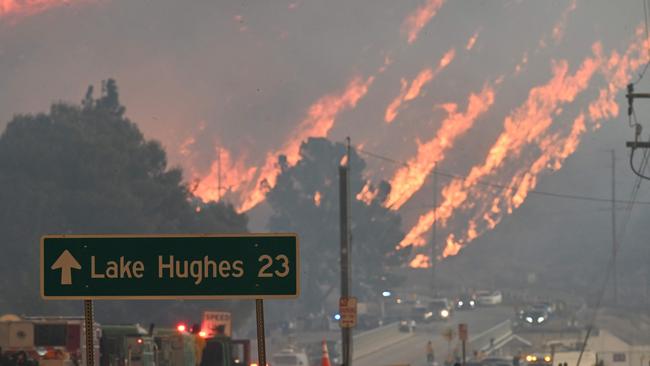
[544,356,551,362]
[525,317,533,323]
[458,301,464,306]
[537,316,545,323]
[526,356,533,362]
[440,309,450,318]
[469,300,475,306]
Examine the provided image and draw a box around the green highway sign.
[41,234,299,300]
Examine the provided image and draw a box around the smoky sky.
[2,0,650,270]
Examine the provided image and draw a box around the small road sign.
[458,323,468,341]
[339,297,357,328]
[202,311,232,337]
[41,233,299,300]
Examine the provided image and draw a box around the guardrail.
[353,322,414,359]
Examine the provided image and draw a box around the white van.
[272,348,310,366]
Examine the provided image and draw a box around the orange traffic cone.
[321,339,331,366]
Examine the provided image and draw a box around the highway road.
[354,306,514,366]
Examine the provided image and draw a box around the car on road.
[532,302,555,315]
[398,319,416,332]
[524,353,553,366]
[519,308,548,325]
[455,295,476,310]
[474,290,503,305]
[428,299,453,320]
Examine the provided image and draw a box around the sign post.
[459,323,468,366]
[202,311,232,337]
[41,233,299,366]
[256,300,266,366]
[83,300,94,366]
[339,297,357,328]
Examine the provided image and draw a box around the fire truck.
[0,315,251,366]
[99,324,156,366]
[160,323,251,366]
[0,314,100,366]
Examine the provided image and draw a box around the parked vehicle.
[100,324,156,366]
[0,315,251,366]
[271,348,310,366]
[0,315,99,366]
[474,290,503,305]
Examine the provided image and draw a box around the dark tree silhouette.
[0,80,249,325]
[265,138,407,316]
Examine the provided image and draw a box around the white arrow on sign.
[51,250,81,285]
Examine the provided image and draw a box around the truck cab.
[199,335,250,366]
[99,324,156,366]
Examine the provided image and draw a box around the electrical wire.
[630,148,650,180]
[576,155,647,366]
[577,3,650,361]
[355,147,650,206]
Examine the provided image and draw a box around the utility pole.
[431,164,437,296]
[339,137,353,366]
[625,84,650,179]
[611,150,617,305]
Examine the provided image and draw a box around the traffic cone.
[321,339,331,366]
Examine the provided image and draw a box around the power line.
[577,2,650,360]
[576,154,647,366]
[355,147,650,206]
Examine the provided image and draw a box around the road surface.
[354,306,513,366]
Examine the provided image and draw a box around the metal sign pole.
[83,300,94,366]
[256,299,267,366]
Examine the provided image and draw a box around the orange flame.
[236,76,374,212]
[0,0,81,18]
[449,27,650,255]
[552,0,577,44]
[192,147,257,202]
[411,28,650,258]
[466,31,480,51]
[402,0,445,44]
[385,49,455,123]
[314,191,322,207]
[386,84,495,209]
[340,154,349,167]
[514,52,529,76]
[385,70,432,123]
[179,136,196,158]
[356,181,378,205]
[400,45,604,250]
[409,254,431,268]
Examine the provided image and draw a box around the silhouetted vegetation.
[0,80,249,325]
[265,138,408,316]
